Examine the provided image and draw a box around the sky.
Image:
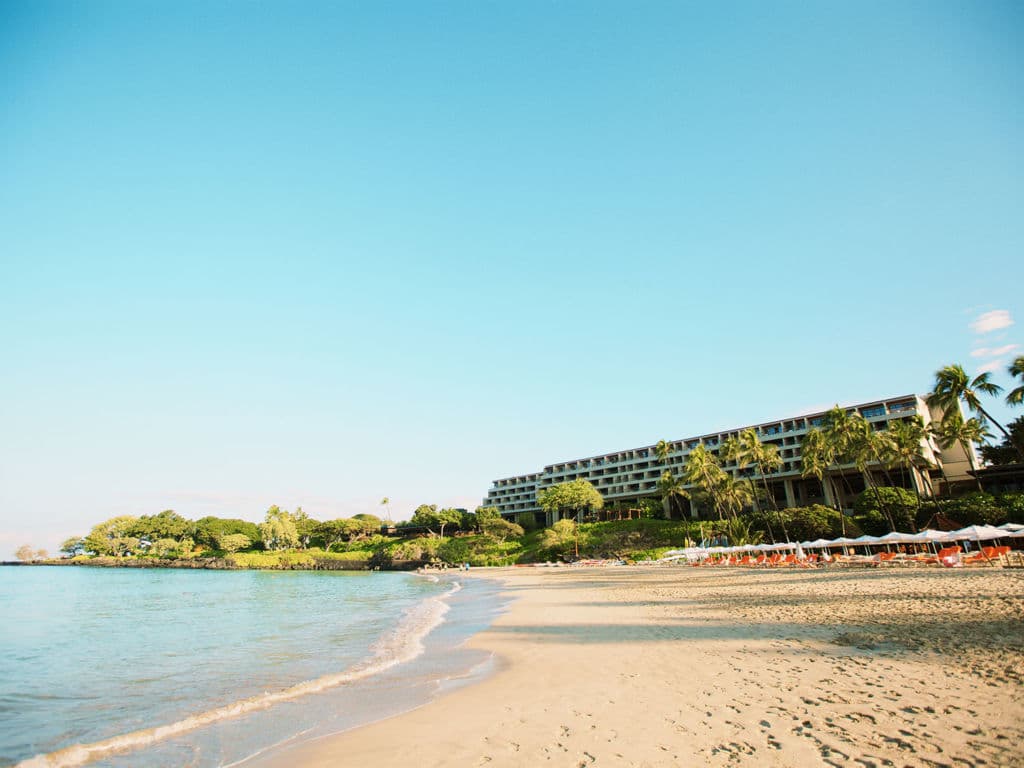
[1,1,1021,554]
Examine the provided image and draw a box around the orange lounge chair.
[963,545,1010,565]
[937,546,962,568]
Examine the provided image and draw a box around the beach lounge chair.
[937,546,962,568]
[963,545,1011,565]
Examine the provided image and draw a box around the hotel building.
[483,395,976,526]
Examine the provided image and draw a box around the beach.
[261,565,1024,768]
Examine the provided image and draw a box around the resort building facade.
[483,395,976,526]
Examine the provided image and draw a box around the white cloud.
[971,344,1019,358]
[970,310,1014,334]
[976,359,1004,374]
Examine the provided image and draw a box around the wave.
[17,581,462,768]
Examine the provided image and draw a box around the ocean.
[0,566,500,767]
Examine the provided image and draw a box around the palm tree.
[713,472,754,521]
[654,439,672,465]
[820,406,864,504]
[844,415,898,531]
[721,515,763,547]
[681,444,728,520]
[1007,356,1024,407]
[724,430,789,542]
[802,423,860,536]
[722,435,770,539]
[657,471,689,520]
[929,417,993,491]
[801,429,838,504]
[927,364,1020,460]
[883,416,933,510]
[720,436,756,503]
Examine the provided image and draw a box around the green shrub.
[438,537,472,564]
[943,492,1006,526]
[855,509,889,537]
[329,534,390,553]
[997,493,1024,523]
[313,550,373,562]
[228,551,315,569]
[787,504,860,540]
[516,513,539,532]
[437,534,523,566]
[629,547,677,562]
[481,518,524,541]
[852,487,917,532]
[388,537,443,561]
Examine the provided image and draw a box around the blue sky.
[2,1,1021,553]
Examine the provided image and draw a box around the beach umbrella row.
[660,523,1024,560]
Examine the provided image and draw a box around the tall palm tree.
[713,472,754,521]
[927,364,1020,460]
[681,444,728,520]
[654,439,672,465]
[724,429,789,541]
[657,471,689,520]
[929,417,993,491]
[800,429,847,537]
[844,415,898,531]
[720,436,756,504]
[820,406,864,504]
[1007,356,1024,407]
[801,429,839,505]
[884,416,933,509]
[721,435,770,540]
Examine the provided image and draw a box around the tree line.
[43,503,527,561]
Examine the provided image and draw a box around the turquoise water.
[0,566,499,767]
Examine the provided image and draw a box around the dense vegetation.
[28,485,1022,569]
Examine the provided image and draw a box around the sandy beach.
[263,566,1024,768]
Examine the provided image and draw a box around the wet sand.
[263,566,1024,767]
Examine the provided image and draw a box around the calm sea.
[0,566,500,768]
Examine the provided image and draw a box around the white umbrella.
[997,523,1024,532]
[909,529,956,544]
[852,534,880,553]
[876,531,917,544]
[947,525,1005,542]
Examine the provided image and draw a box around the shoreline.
[7,571,502,768]
[0,558,423,571]
[259,565,1024,768]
